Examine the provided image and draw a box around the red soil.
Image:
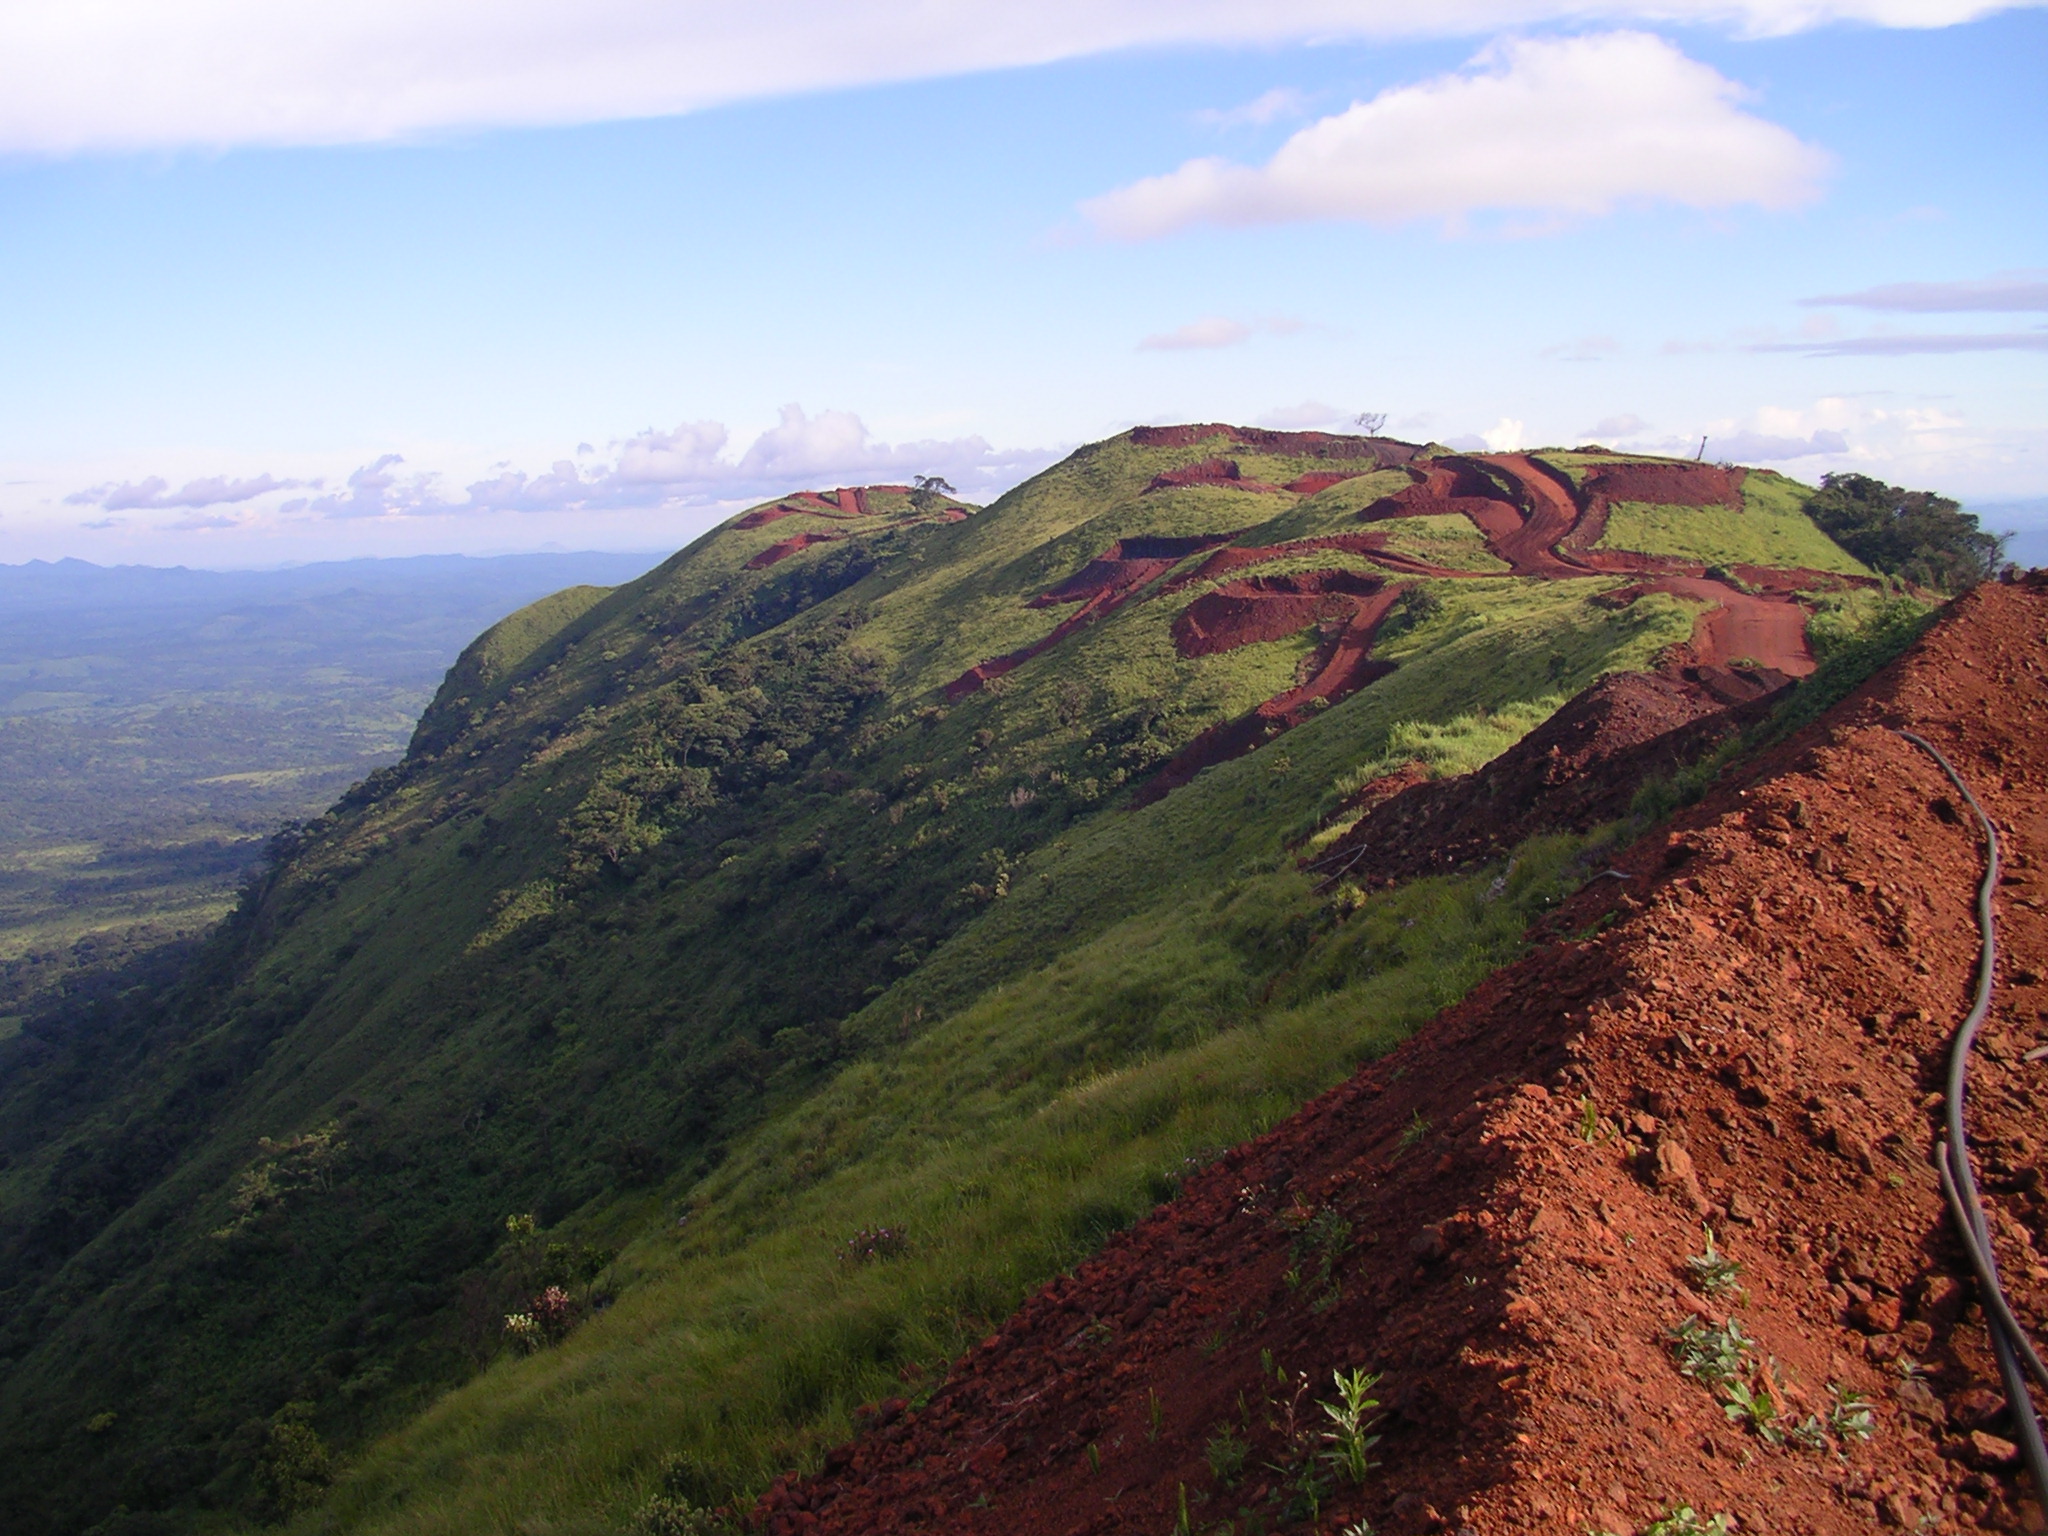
[946,537,1232,701]
[947,447,1831,796]
[837,487,871,516]
[1173,570,1388,657]
[764,574,2048,1536]
[1146,458,1287,494]
[746,531,850,569]
[1308,671,1771,889]
[1285,470,1372,495]
[1134,581,1404,806]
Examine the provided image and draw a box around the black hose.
[1898,729,2048,1501]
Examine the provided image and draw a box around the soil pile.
[758,575,2048,1536]
[1308,671,1766,889]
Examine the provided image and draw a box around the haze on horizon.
[0,0,2042,569]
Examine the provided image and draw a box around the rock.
[1969,1430,2021,1469]
[1833,1125,1877,1173]
[1897,1376,1948,1426]
[1410,1226,1447,1262]
[1851,1295,1904,1334]
[1950,1386,2007,1430]
[1901,1319,1935,1354]
[1641,1137,1706,1211]
[1726,1188,1761,1224]
[1914,1274,1964,1322]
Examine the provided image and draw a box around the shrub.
[1804,472,2003,591]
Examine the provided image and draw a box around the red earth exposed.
[942,447,1851,800]
[757,574,2048,1536]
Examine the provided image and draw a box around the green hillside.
[0,433,1888,1536]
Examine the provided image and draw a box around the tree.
[908,474,957,516]
[1803,472,2005,592]
[1352,412,1389,436]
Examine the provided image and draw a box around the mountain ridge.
[0,424,1958,1536]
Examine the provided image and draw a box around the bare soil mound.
[1309,671,1766,889]
[1173,571,1388,657]
[747,531,850,569]
[761,576,2048,1536]
[1147,458,1287,494]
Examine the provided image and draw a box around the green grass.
[1594,473,1868,575]
[308,834,1603,1536]
[0,429,1879,1536]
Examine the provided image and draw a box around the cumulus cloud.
[157,405,1050,525]
[1082,32,1831,239]
[1802,270,2048,312]
[65,471,312,511]
[1749,330,2048,356]
[0,3,2024,155]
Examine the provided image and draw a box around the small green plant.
[1578,1096,1610,1143]
[1684,1228,1743,1297]
[1720,1376,1783,1447]
[632,1495,733,1536]
[1397,1110,1430,1151]
[1641,1506,1734,1536]
[1316,1367,1384,1485]
[1172,1481,1195,1536]
[1147,1388,1165,1441]
[1085,1443,1101,1474]
[1827,1383,1877,1444]
[1205,1428,1248,1485]
[1667,1314,1750,1389]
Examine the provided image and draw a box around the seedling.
[1205,1428,1248,1485]
[1641,1506,1735,1536]
[1085,1443,1101,1474]
[1684,1228,1744,1297]
[1397,1111,1430,1151]
[1720,1376,1784,1447]
[1827,1383,1877,1444]
[1578,1097,1610,1143]
[1316,1367,1384,1485]
[1147,1388,1165,1441]
[1667,1314,1750,1389]
[1173,1481,1195,1536]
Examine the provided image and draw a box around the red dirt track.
[764,575,2048,1536]
[943,444,1837,799]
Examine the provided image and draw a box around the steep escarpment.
[0,428,1916,1535]
[770,576,2048,1536]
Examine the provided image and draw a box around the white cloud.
[85,405,1053,528]
[1802,270,2048,312]
[1749,330,2048,356]
[0,3,2026,154]
[65,471,312,511]
[1082,32,1832,239]
[1482,417,1528,451]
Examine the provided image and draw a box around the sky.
[0,0,2042,568]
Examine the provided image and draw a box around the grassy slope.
[1596,471,1868,573]
[0,435,1867,1535]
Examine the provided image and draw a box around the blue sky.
[0,1,2042,566]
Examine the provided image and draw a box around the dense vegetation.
[1802,471,2006,591]
[0,553,657,1022]
[0,438,1907,1536]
